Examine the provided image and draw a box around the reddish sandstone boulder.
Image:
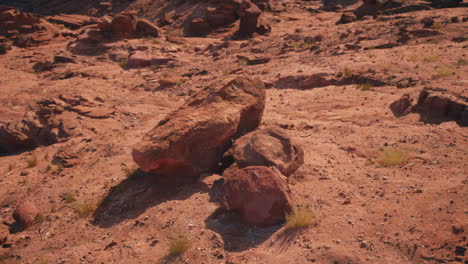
[232,126,304,177]
[219,166,293,226]
[13,201,39,228]
[111,13,137,37]
[132,76,266,178]
[125,51,173,68]
[136,19,161,37]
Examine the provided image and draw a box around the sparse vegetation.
[168,235,191,257]
[424,56,439,62]
[343,67,353,77]
[379,147,409,167]
[237,56,249,65]
[26,156,38,168]
[64,193,76,204]
[123,166,140,178]
[285,205,318,230]
[34,213,45,224]
[356,82,374,91]
[457,59,468,66]
[432,22,444,30]
[7,164,14,172]
[118,60,127,68]
[73,202,95,218]
[432,67,454,79]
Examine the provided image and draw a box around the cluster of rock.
[390,87,467,126]
[132,76,304,226]
[0,6,61,49]
[68,10,162,55]
[184,0,271,37]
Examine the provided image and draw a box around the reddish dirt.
[0,0,467,263]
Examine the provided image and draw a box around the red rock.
[132,76,266,178]
[136,19,161,37]
[97,15,113,32]
[390,94,413,117]
[47,14,98,29]
[111,13,137,37]
[219,166,293,226]
[185,18,213,37]
[232,126,304,177]
[238,5,261,37]
[13,201,39,228]
[126,51,173,68]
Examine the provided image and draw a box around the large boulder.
[132,76,266,178]
[219,166,293,226]
[231,126,304,177]
[13,201,39,229]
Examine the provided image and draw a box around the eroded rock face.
[132,76,266,178]
[414,88,467,126]
[219,166,293,226]
[232,126,304,177]
[13,201,39,229]
[390,94,413,117]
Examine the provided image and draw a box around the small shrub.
[432,68,454,79]
[26,156,38,168]
[356,82,374,91]
[237,56,249,65]
[432,23,444,30]
[379,147,409,167]
[118,60,127,68]
[34,213,45,224]
[73,202,95,218]
[168,235,191,257]
[7,164,14,172]
[285,205,318,230]
[424,56,439,62]
[64,193,76,204]
[123,167,140,178]
[343,67,353,77]
[457,59,468,66]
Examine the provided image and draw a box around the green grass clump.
[168,235,191,257]
[285,205,318,230]
[432,68,454,79]
[379,147,409,167]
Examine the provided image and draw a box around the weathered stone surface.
[125,51,173,68]
[232,126,304,177]
[390,94,413,117]
[219,166,293,226]
[414,88,467,126]
[13,201,39,228]
[132,76,266,178]
[47,14,98,29]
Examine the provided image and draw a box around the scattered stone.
[236,55,271,65]
[132,76,266,178]
[126,51,173,68]
[13,201,39,228]
[390,94,413,117]
[47,14,98,29]
[232,126,304,177]
[219,166,293,226]
[337,13,356,24]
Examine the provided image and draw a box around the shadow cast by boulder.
[92,170,200,228]
[205,208,281,252]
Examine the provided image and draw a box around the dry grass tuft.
[73,202,95,218]
[285,205,318,230]
[379,147,409,167]
[168,235,191,257]
[26,156,38,168]
[64,193,76,204]
[432,68,454,79]
[356,82,374,91]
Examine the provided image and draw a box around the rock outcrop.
[231,126,304,177]
[132,76,266,178]
[219,166,293,226]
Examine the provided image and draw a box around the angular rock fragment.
[132,76,266,178]
[219,166,293,226]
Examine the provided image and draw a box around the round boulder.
[13,201,39,228]
[219,166,293,226]
[232,126,304,177]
